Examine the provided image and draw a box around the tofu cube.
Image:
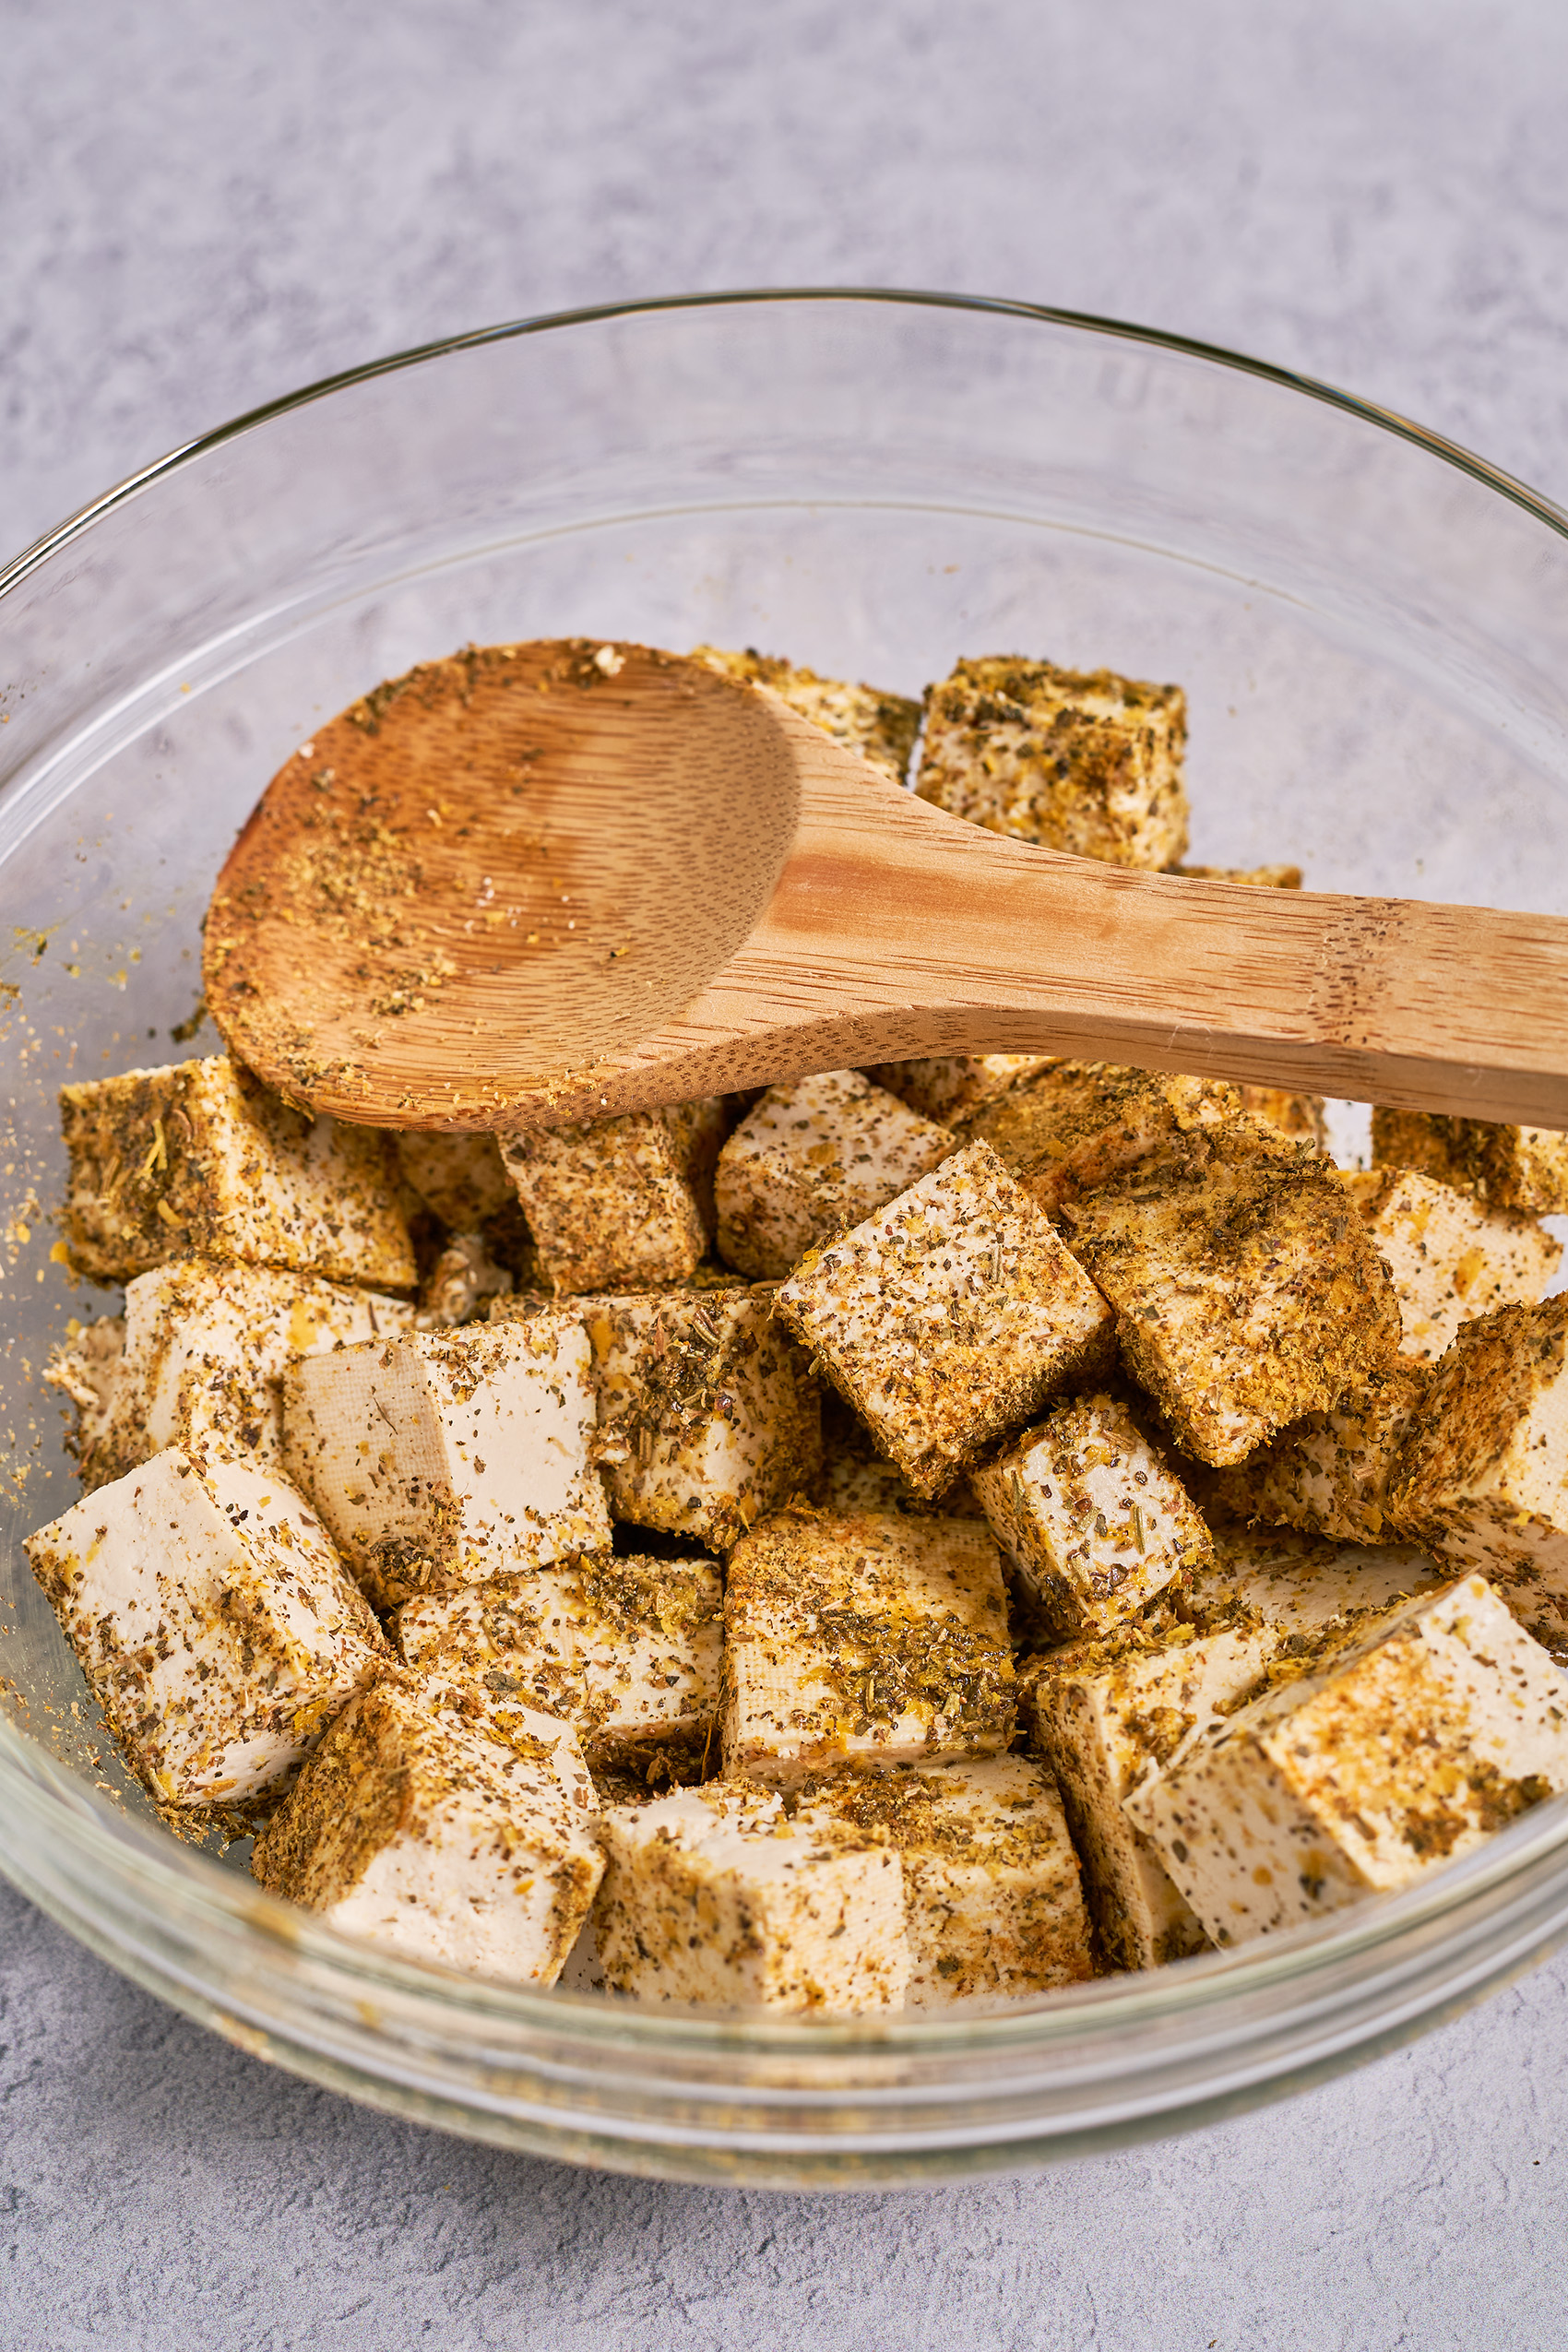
[1028,1532,1440,1967]
[582,1285,822,1549]
[1372,1109,1568,1217]
[958,1060,1246,1212]
[252,1670,602,1983]
[802,1756,1095,2004]
[1343,1166,1559,1360]
[691,644,922,785]
[715,1069,952,1281]
[592,1780,910,2012]
[1129,1573,1568,1944]
[915,655,1189,868]
[498,1111,706,1294]
[864,1055,1060,1127]
[1206,1352,1431,1544]
[1231,1086,1327,1150]
[396,1131,515,1229]
[777,1141,1115,1496]
[41,1311,125,1485]
[46,1259,416,1493]
[1388,1296,1568,1648]
[24,1448,386,1804]
[1063,1125,1401,1466]
[59,1055,414,1289]
[813,1393,986,1521]
[660,1093,738,1232]
[723,1505,1015,1783]
[396,1550,723,1755]
[282,1316,610,1609]
[971,1392,1213,1639]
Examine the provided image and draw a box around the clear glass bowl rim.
[6,285,1568,2179]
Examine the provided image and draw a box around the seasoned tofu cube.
[593,1781,910,2013]
[777,1141,1115,1496]
[802,1756,1095,2004]
[498,1111,706,1294]
[1372,1109,1568,1217]
[1388,1296,1568,1648]
[282,1316,610,1609]
[45,1259,416,1492]
[691,644,921,786]
[396,1551,723,1755]
[24,1448,386,1804]
[396,1131,514,1229]
[1063,1125,1400,1466]
[1206,1352,1431,1544]
[581,1285,821,1549]
[971,1392,1213,1639]
[1028,1532,1440,1967]
[1129,1573,1568,1944]
[1343,1166,1559,1360]
[1231,1086,1327,1150]
[864,1055,1059,1127]
[59,1055,415,1289]
[957,1061,1241,1213]
[723,1506,1015,1783]
[416,1231,514,1328]
[715,1070,952,1281]
[915,655,1189,868]
[252,1670,602,1983]
[660,1093,739,1232]
[812,1394,986,1520]
[40,1311,125,1485]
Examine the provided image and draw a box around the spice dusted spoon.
[203,637,1568,1134]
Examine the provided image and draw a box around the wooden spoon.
[203,637,1568,1133]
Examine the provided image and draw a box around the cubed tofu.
[915,656,1189,868]
[1388,1296,1568,1648]
[396,1550,723,1755]
[1343,1166,1559,1360]
[971,1392,1213,1639]
[416,1231,514,1328]
[1028,1532,1440,1967]
[592,1780,910,2013]
[1372,1110,1568,1217]
[59,1056,414,1289]
[580,1285,821,1549]
[1206,1352,1431,1544]
[957,1061,1242,1214]
[40,1312,124,1484]
[498,1111,706,1294]
[24,1448,386,1804]
[45,1259,416,1492]
[252,1669,602,1983]
[1129,1573,1568,1945]
[690,644,922,786]
[777,1141,1115,1496]
[723,1506,1015,1783]
[812,1394,986,1520]
[1063,1125,1400,1466]
[802,1756,1095,2004]
[715,1070,952,1281]
[282,1316,610,1609]
[660,1093,738,1232]
[396,1131,515,1229]
[864,1055,1060,1127]
[1232,1086,1327,1150]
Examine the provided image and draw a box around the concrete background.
[5,2,1568,2344]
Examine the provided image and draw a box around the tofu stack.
[26,638,1568,2011]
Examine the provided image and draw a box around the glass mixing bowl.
[5,291,1568,2189]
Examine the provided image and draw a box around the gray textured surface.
[6,2,1568,2345]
